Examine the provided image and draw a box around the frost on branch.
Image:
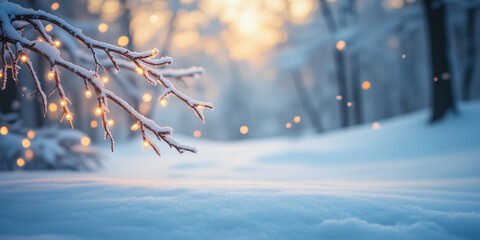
[0,1,213,157]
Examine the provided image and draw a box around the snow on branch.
[0,1,213,157]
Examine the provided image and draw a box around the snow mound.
[1,102,480,239]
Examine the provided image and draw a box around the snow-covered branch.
[0,1,213,156]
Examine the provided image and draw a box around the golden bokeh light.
[98,23,109,33]
[90,120,98,128]
[22,138,31,148]
[107,119,114,127]
[193,130,202,138]
[65,113,73,120]
[0,126,8,135]
[117,36,129,47]
[372,122,380,130]
[336,40,346,51]
[336,95,343,100]
[81,136,91,146]
[143,140,149,150]
[286,122,292,128]
[49,103,58,112]
[362,81,371,90]
[139,102,151,114]
[45,24,53,32]
[51,2,59,11]
[142,93,152,103]
[25,149,33,160]
[17,158,25,167]
[27,130,35,139]
[293,116,301,123]
[53,40,61,47]
[240,125,249,134]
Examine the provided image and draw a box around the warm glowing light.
[240,125,249,134]
[53,40,61,47]
[0,72,3,78]
[98,23,109,33]
[90,120,98,128]
[160,98,167,107]
[142,93,152,103]
[45,24,53,32]
[27,130,35,139]
[293,116,301,123]
[150,15,158,23]
[17,158,25,167]
[193,130,202,138]
[51,2,59,10]
[81,136,91,146]
[117,36,129,47]
[362,81,371,90]
[336,40,346,51]
[135,67,144,75]
[180,0,195,4]
[49,103,58,112]
[25,149,33,160]
[20,54,28,62]
[402,54,406,59]
[101,76,109,83]
[65,113,73,120]
[372,122,380,130]
[286,122,292,128]
[196,105,204,110]
[130,123,139,131]
[37,37,44,42]
[107,119,114,127]
[95,107,103,116]
[143,140,149,150]
[48,71,55,80]
[391,0,405,9]
[60,99,67,107]
[85,89,92,98]
[336,95,343,100]
[434,77,438,82]
[22,138,31,148]
[0,126,8,135]
[347,102,352,107]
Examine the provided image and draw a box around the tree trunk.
[319,0,349,128]
[292,69,323,132]
[423,0,456,122]
[350,54,362,124]
[463,8,476,100]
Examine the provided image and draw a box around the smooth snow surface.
[1,102,480,240]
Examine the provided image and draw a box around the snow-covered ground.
[1,102,480,240]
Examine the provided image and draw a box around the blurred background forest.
[1,0,479,162]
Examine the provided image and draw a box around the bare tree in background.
[424,0,456,122]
